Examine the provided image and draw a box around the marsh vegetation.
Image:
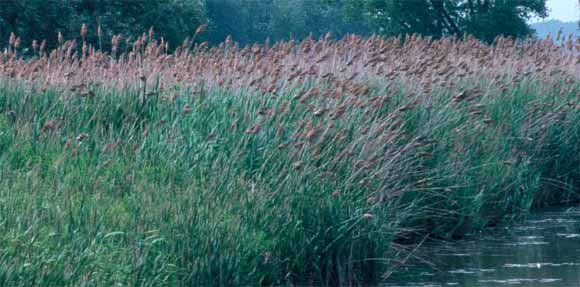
[0,30,580,285]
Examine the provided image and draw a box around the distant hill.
[531,20,580,39]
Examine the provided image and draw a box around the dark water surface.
[384,207,580,286]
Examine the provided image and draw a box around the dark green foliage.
[205,0,371,45]
[0,0,367,50]
[0,0,205,50]
[0,0,551,51]
[0,73,580,285]
[348,0,548,42]
[0,0,73,49]
[0,81,399,286]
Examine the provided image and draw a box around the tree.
[0,0,75,49]
[204,0,370,46]
[71,0,205,50]
[1,0,205,51]
[270,0,371,41]
[205,0,278,45]
[1,0,550,50]
[461,0,548,42]
[348,0,548,42]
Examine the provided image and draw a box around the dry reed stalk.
[0,28,579,102]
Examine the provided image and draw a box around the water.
[384,207,580,286]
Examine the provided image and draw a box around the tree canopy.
[0,0,205,50]
[0,0,551,51]
[348,0,549,42]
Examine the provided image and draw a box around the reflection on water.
[384,207,580,286]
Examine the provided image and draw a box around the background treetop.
[0,0,561,52]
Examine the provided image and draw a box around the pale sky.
[544,0,579,22]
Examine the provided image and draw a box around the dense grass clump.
[0,33,580,285]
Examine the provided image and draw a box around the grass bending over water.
[1,76,580,286]
[1,33,580,285]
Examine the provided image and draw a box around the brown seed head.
[40,40,46,53]
[195,24,207,35]
[81,23,88,38]
[325,31,333,41]
[9,32,15,46]
[246,124,262,135]
[64,139,73,150]
[41,119,57,132]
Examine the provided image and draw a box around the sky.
[542,0,580,22]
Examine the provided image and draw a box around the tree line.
[0,0,550,51]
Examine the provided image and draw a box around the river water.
[384,206,580,286]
